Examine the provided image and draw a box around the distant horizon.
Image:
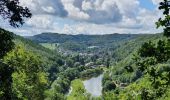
[0,0,163,36]
[23,31,160,37]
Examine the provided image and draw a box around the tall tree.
[0,0,32,58]
[133,0,170,99]
[0,0,32,99]
[3,46,48,100]
[0,28,14,58]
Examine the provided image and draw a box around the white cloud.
[26,15,50,29]
[19,0,68,17]
[61,0,122,24]
[61,0,90,20]
[0,0,163,36]
[152,0,162,5]
[42,6,56,14]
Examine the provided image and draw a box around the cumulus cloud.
[26,15,54,29]
[19,0,68,17]
[62,0,159,30]
[61,0,122,24]
[0,0,163,36]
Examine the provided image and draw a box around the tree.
[0,1,31,99]
[133,0,170,99]
[0,0,32,58]
[67,79,90,100]
[3,46,48,99]
[0,0,32,27]
[0,29,14,99]
[103,81,116,92]
[0,61,14,99]
[138,41,156,57]
[156,0,170,37]
[0,28,14,58]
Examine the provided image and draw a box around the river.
[83,74,103,97]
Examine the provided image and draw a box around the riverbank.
[67,79,91,100]
[65,67,104,100]
[83,74,103,97]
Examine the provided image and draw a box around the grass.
[40,43,57,50]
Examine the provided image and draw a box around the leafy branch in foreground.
[156,0,170,37]
[0,0,32,27]
[129,0,170,99]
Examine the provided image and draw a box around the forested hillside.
[24,29,169,100]
[1,28,105,99]
[2,25,170,100]
[1,0,170,99]
[27,33,145,53]
[0,26,160,99]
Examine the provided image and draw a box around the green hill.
[2,27,169,100]
[27,33,152,53]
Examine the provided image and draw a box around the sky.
[0,0,164,36]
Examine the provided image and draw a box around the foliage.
[0,28,14,58]
[63,68,80,80]
[103,81,116,92]
[45,91,65,100]
[3,46,48,100]
[138,40,170,63]
[80,68,103,79]
[67,79,91,100]
[27,33,142,54]
[134,40,170,99]
[103,91,118,100]
[0,61,14,99]
[156,0,170,37]
[0,28,14,99]
[0,0,32,27]
[102,72,117,92]
[0,0,31,98]
[131,0,170,99]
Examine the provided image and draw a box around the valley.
[1,0,170,100]
[23,32,163,99]
[1,27,170,100]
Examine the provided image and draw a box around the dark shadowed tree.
[0,0,32,99]
[0,0,32,27]
[0,28,14,58]
[0,0,32,58]
[0,61,14,99]
[0,29,14,99]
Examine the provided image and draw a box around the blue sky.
[0,0,162,36]
[139,0,156,10]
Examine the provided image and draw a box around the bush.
[103,80,116,92]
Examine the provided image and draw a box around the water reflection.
[83,74,103,97]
